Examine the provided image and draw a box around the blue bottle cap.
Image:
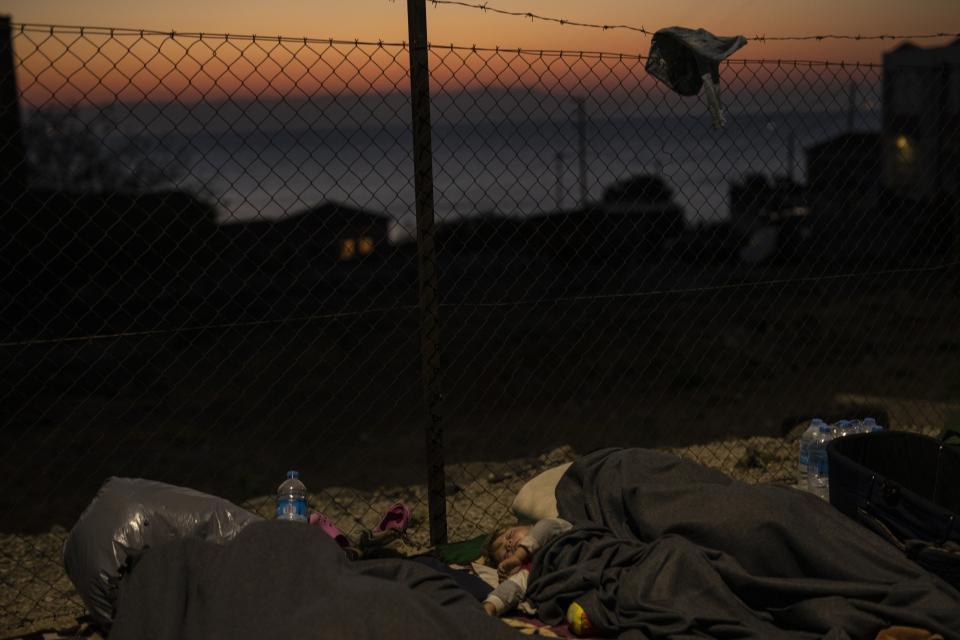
[287,470,299,479]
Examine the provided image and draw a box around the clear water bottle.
[863,417,883,433]
[833,419,852,438]
[807,423,834,500]
[798,418,825,487]
[276,470,308,522]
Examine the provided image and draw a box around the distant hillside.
[22,75,881,140]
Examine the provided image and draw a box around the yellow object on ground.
[566,601,594,637]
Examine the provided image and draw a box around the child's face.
[491,525,531,563]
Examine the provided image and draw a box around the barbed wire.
[13,23,407,48]
[11,23,914,67]
[425,0,654,35]
[422,0,960,44]
[13,22,951,68]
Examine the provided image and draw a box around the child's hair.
[482,527,508,565]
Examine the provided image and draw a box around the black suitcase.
[826,431,960,589]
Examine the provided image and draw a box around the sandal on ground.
[359,502,411,547]
[308,511,357,553]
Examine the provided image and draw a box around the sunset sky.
[5,0,959,63]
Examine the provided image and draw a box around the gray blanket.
[525,448,960,639]
[110,519,522,640]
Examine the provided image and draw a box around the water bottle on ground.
[798,418,825,487]
[833,419,852,439]
[276,470,308,522]
[807,423,834,500]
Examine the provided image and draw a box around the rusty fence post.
[406,0,447,545]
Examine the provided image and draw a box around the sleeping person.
[481,517,573,616]
[520,447,960,639]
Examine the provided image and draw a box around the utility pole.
[574,96,587,208]
[935,62,948,195]
[554,150,564,211]
[846,80,857,132]
[786,130,796,182]
[405,0,446,546]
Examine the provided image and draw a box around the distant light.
[340,238,357,260]
[894,135,915,164]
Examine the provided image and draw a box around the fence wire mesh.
[1,20,958,635]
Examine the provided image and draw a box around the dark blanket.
[525,448,960,640]
[110,520,522,640]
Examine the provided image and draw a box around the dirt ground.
[1,421,952,638]
[0,438,821,637]
[3,259,957,528]
[1,256,958,636]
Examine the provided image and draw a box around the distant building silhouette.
[883,38,960,198]
[433,175,686,265]
[218,201,390,271]
[727,173,808,265]
[771,39,960,268]
[528,174,685,263]
[594,174,686,257]
[601,175,676,213]
[0,188,218,337]
[729,173,807,236]
[805,132,883,213]
[436,213,527,258]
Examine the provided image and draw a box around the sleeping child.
[481,517,573,617]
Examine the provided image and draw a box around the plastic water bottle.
[863,417,883,433]
[276,470,308,522]
[833,419,852,439]
[807,423,834,500]
[798,418,825,487]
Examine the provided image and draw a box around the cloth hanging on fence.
[645,27,748,129]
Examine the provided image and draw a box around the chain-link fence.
[1,16,958,635]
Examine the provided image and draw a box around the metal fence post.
[0,15,27,195]
[406,0,447,545]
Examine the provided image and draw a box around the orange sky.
[6,0,958,62]
[6,0,957,106]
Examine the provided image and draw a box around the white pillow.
[470,562,500,588]
[511,462,573,523]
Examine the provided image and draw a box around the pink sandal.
[376,502,411,534]
[308,511,351,549]
[359,502,411,547]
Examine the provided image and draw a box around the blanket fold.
[110,519,522,640]
[525,448,960,640]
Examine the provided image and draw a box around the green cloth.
[435,534,490,565]
[940,429,960,446]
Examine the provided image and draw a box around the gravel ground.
[0,425,948,639]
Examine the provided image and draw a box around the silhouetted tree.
[23,106,188,193]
